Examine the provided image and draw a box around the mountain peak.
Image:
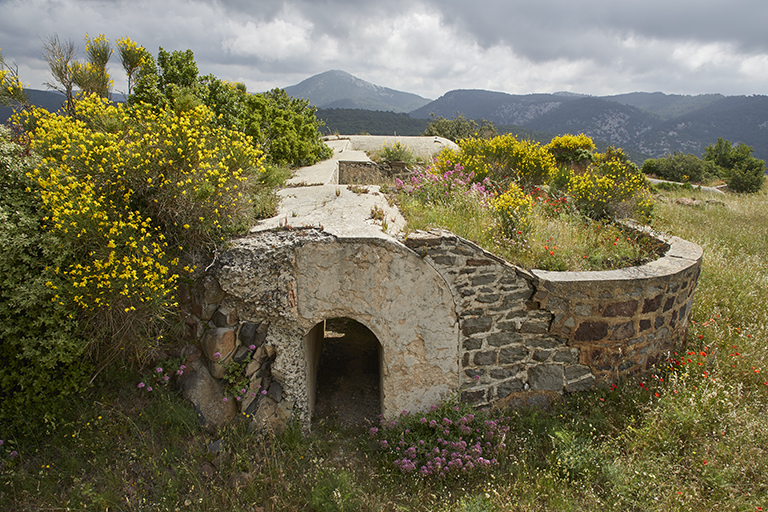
[284,70,431,113]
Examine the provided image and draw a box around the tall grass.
[2,186,767,511]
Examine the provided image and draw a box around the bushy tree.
[703,138,765,193]
[641,152,720,183]
[422,113,496,142]
[243,88,332,166]
[41,34,114,115]
[129,46,331,166]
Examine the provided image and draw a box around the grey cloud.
[1,0,767,98]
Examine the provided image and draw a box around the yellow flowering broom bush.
[21,94,265,361]
[545,133,596,167]
[491,183,534,239]
[457,134,557,188]
[568,147,653,221]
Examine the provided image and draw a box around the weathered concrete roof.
[253,136,413,240]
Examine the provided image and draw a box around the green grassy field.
[1,186,767,511]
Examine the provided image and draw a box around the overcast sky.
[2,0,767,100]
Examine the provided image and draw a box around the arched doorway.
[304,317,382,427]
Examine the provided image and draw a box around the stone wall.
[531,234,702,385]
[403,228,702,406]
[179,225,702,430]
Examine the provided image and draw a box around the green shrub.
[457,134,557,188]
[568,148,653,221]
[0,126,91,434]
[724,160,765,193]
[376,141,415,166]
[20,94,265,365]
[703,137,766,193]
[545,133,595,167]
[641,152,720,183]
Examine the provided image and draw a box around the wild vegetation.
[2,34,768,512]
[0,34,326,436]
[396,133,658,271]
[2,183,767,511]
[643,137,766,193]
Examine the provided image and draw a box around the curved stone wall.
[403,227,702,406]
[531,234,702,386]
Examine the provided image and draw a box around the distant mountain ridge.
[6,72,767,164]
[284,70,432,113]
[409,88,768,161]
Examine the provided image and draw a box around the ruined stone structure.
[180,224,702,430]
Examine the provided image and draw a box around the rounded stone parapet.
[530,231,702,386]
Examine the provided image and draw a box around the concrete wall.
[187,228,459,424]
[338,160,412,185]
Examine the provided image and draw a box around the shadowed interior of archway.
[311,318,381,427]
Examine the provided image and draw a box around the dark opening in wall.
[307,318,382,427]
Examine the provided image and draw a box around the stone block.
[233,345,250,363]
[520,310,552,334]
[471,273,497,286]
[564,364,592,382]
[267,381,283,402]
[209,360,227,379]
[245,359,261,378]
[525,337,562,349]
[461,388,487,404]
[610,321,635,341]
[179,359,237,432]
[202,275,226,305]
[528,364,564,391]
[639,319,651,332]
[642,295,663,314]
[499,345,528,364]
[462,316,493,336]
[502,289,534,306]
[574,321,609,342]
[574,304,592,316]
[202,327,237,362]
[431,255,456,266]
[552,348,578,364]
[463,337,482,351]
[477,293,501,303]
[488,332,521,348]
[473,350,498,366]
[533,349,552,362]
[495,379,524,398]
[238,322,260,347]
[213,307,238,327]
[565,375,595,392]
[490,366,519,379]
[602,300,638,318]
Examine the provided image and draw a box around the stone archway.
[294,237,460,419]
[305,317,382,426]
